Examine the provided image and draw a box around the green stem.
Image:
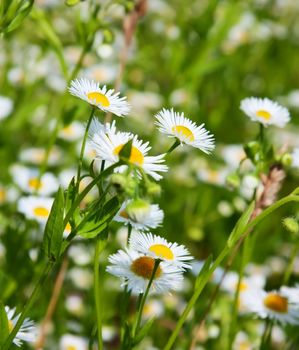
[126,223,132,246]
[163,191,299,350]
[283,241,299,285]
[259,318,272,350]
[166,139,180,154]
[2,262,54,350]
[133,259,161,338]
[94,233,107,350]
[76,107,95,191]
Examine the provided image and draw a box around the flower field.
[1,1,299,349]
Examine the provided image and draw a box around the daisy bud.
[244,141,260,163]
[110,173,136,197]
[281,153,293,168]
[283,217,299,235]
[146,181,161,196]
[226,172,241,189]
[126,199,151,223]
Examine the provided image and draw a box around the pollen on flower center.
[0,189,6,202]
[87,92,110,107]
[263,293,288,313]
[33,206,49,218]
[172,125,195,142]
[28,178,42,190]
[8,320,14,332]
[149,244,174,260]
[131,256,162,279]
[256,110,271,120]
[113,144,144,166]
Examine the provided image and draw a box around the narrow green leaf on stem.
[0,301,9,347]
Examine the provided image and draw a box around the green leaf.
[5,0,34,33]
[43,187,65,262]
[65,0,81,6]
[227,201,255,248]
[119,139,133,163]
[77,196,120,239]
[0,301,9,347]
[133,317,155,345]
[195,255,213,289]
[0,271,17,301]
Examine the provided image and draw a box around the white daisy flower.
[222,271,265,294]
[143,299,164,320]
[0,95,14,120]
[155,108,215,153]
[291,148,299,169]
[242,288,299,324]
[19,146,63,166]
[88,120,168,181]
[129,231,193,270]
[106,249,184,295]
[5,306,37,347]
[114,199,164,231]
[280,285,299,305]
[68,78,130,117]
[11,165,58,196]
[240,97,290,127]
[59,334,88,350]
[17,196,53,224]
[58,121,85,142]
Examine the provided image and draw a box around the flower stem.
[2,262,54,350]
[94,231,108,350]
[166,139,180,154]
[76,107,95,192]
[283,240,299,285]
[132,259,161,338]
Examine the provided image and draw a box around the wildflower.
[19,146,63,166]
[240,97,290,127]
[291,148,299,168]
[114,199,164,230]
[106,249,183,294]
[243,288,299,324]
[280,285,299,304]
[11,165,58,196]
[129,231,193,270]
[155,108,215,153]
[88,120,168,181]
[59,334,88,350]
[58,121,85,142]
[0,96,13,120]
[17,196,53,224]
[68,78,130,117]
[5,306,37,347]
[222,271,265,294]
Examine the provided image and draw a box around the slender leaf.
[0,301,9,347]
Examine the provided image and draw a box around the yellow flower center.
[28,178,42,190]
[234,281,248,292]
[33,206,50,218]
[149,244,174,260]
[256,110,271,120]
[62,125,74,136]
[172,125,195,142]
[87,92,110,107]
[66,346,77,350]
[0,189,6,202]
[263,293,288,313]
[131,256,162,279]
[120,210,129,219]
[113,144,144,166]
[65,222,72,233]
[8,320,14,332]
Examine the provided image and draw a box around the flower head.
[88,119,168,181]
[240,97,290,127]
[155,108,215,153]
[69,78,130,117]
[242,288,299,324]
[114,199,164,231]
[18,196,53,224]
[5,306,37,347]
[59,334,88,350]
[106,249,183,295]
[129,231,193,270]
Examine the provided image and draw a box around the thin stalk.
[166,139,180,155]
[283,241,299,285]
[76,107,95,192]
[94,234,107,350]
[2,262,54,350]
[132,259,161,338]
[126,223,132,246]
[259,319,271,350]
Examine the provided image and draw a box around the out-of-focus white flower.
[221,145,246,170]
[19,146,63,166]
[65,295,84,317]
[68,268,93,290]
[240,174,260,200]
[58,121,85,142]
[0,96,13,120]
[240,97,290,127]
[233,331,253,350]
[143,299,164,320]
[17,196,53,224]
[291,148,299,168]
[59,334,88,350]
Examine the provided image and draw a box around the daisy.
[240,97,290,127]
[243,288,299,324]
[11,165,58,196]
[88,120,168,181]
[291,148,299,169]
[68,78,130,117]
[222,271,265,294]
[280,285,299,305]
[58,121,85,141]
[155,108,215,153]
[17,196,53,224]
[59,334,88,350]
[0,95,13,120]
[19,146,63,166]
[106,249,184,295]
[129,231,193,270]
[114,199,164,230]
[5,306,37,347]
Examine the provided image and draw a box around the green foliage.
[0,302,9,348]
